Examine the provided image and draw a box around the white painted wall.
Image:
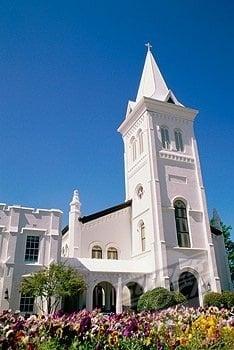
[0,204,62,311]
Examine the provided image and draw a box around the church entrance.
[123,282,143,311]
[179,271,199,307]
[93,282,116,312]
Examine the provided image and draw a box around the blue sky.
[1,1,234,235]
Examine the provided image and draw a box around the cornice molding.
[82,208,130,230]
[159,150,195,164]
[118,97,198,136]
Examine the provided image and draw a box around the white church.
[0,46,232,314]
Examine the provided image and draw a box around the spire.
[70,189,81,215]
[135,44,182,105]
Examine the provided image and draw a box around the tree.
[221,222,234,282]
[20,263,86,314]
[211,209,234,283]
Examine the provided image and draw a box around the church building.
[0,46,232,313]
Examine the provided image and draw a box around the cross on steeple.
[145,42,152,52]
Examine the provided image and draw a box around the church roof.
[62,200,132,235]
[125,45,183,116]
[79,200,132,223]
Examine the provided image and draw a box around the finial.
[145,42,152,52]
[70,189,81,214]
[72,189,79,203]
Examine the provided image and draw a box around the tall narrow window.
[160,127,170,149]
[140,222,146,252]
[131,137,137,161]
[174,200,190,247]
[175,130,184,151]
[24,236,40,263]
[20,294,34,313]
[107,247,118,260]
[138,129,144,154]
[92,245,102,259]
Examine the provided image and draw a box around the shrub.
[171,291,187,305]
[137,287,182,311]
[222,291,234,308]
[203,292,224,307]
[204,291,234,308]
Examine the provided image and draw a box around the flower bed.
[0,307,234,349]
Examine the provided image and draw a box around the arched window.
[174,200,190,247]
[160,126,170,149]
[139,221,146,252]
[107,247,118,260]
[175,130,184,152]
[131,137,137,161]
[92,245,102,259]
[138,129,144,154]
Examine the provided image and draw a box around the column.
[116,275,123,314]
[85,287,93,311]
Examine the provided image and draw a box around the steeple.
[135,44,182,106]
[70,189,81,215]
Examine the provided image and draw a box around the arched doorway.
[123,282,143,311]
[93,282,116,312]
[179,271,199,307]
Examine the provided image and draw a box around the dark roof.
[62,225,69,235]
[79,200,132,223]
[61,200,132,235]
[210,225,222,236]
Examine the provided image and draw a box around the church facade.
[0,47,232,313]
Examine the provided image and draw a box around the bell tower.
[118,45,221,295]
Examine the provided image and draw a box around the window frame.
[24,235,40,263]
[20,293,34,313]
[91,245,103,259]
[137,129,144,154]
[107,247,118,260]
[139,221,146,252]
[160,126,170,150]
[174,129,184,152]
[174,200,191,248]
[130,137,137,162]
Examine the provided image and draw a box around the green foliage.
[20,262,86,314]
[203,291,234,308]
[222,291,234,308]
[203,292,224,308]
[137,287,185,311]
[171,291,187,305]
[210,209,234,282]
[221,223,234,282]
[37,339,61,350]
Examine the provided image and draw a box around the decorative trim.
[159,150,195,164]
[169,174,187,184]
[128,155,148,177]
[81,207,130,229]
[80,200,132,224]
[20,227,47,234]
[126,115,145,139]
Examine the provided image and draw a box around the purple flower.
[79,316,91,334]
[123,318,138,337]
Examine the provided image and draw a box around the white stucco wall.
[0,204,62,311]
